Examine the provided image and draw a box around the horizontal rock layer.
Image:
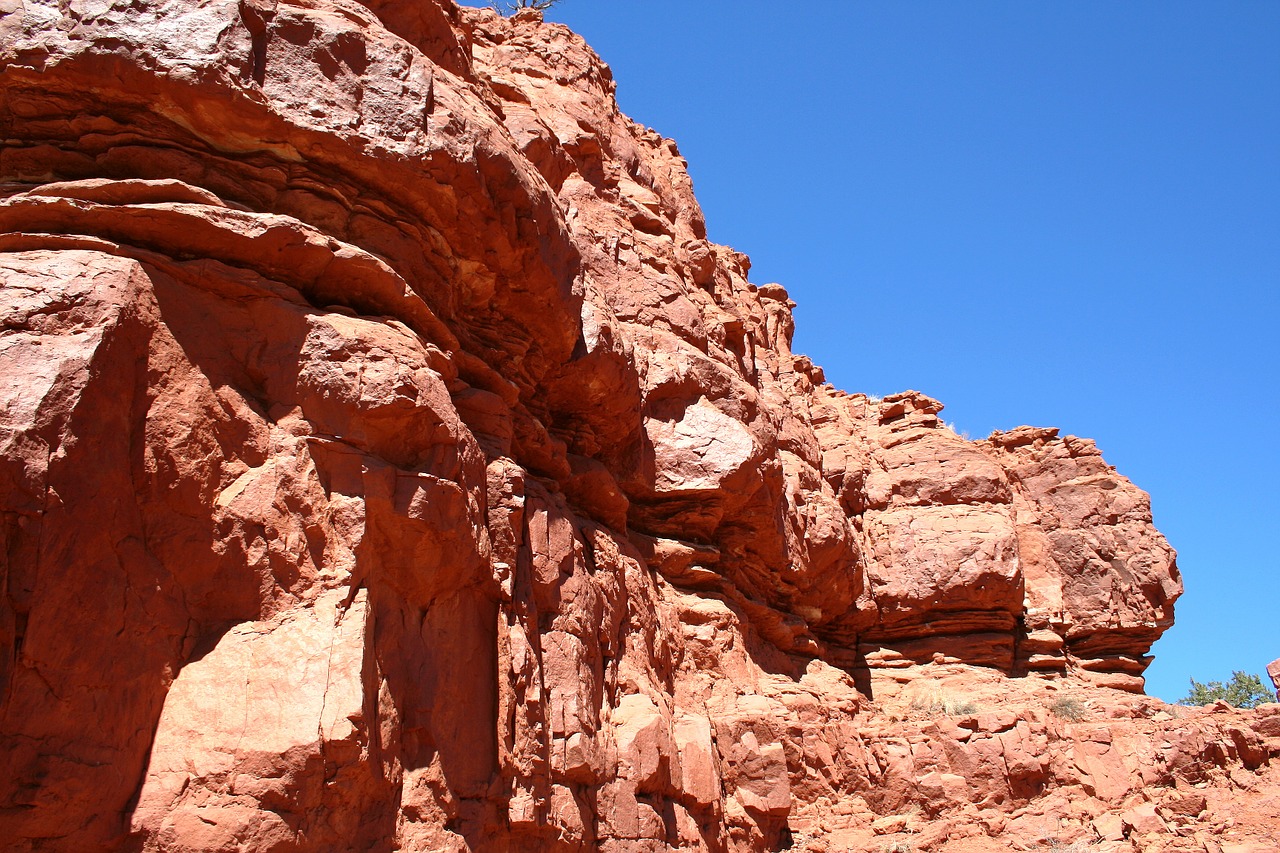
[0,2,1205,851]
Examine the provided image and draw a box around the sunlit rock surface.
[3,2,1274,851]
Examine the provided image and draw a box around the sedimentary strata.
[3,3,1267,851]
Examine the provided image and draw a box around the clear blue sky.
[478,1,1280,702]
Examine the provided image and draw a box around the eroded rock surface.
[0,2,1263,852]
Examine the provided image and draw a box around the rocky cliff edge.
[2,2,1272,851]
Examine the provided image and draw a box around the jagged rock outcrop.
[1,2,1267,851]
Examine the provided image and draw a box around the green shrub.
[1180,671,1271,709]
[493,0,561,14]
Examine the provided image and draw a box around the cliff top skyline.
[519,0,1280,703]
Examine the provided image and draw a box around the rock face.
[0,2,1265,852]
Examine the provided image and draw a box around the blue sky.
[484,1,1279,702]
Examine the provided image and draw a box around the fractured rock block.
[131,590,383,850]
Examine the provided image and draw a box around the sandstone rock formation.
[0,1,1270,851]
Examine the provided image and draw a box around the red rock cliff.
[3,3,1268,852]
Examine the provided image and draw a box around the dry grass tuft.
[908,685,979,716]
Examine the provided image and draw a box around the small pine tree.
[1180,670,1271,709]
